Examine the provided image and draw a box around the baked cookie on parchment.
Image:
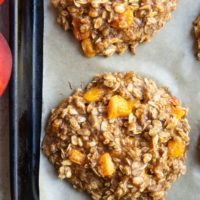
[51,0,178,57]
[42,72,190,200]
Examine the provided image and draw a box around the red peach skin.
[0,0,5,6]
[0,33,12,96]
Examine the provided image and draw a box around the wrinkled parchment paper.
[40,0,200,199]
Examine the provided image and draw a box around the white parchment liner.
[40,1,200,199]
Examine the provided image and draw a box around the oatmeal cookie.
[51,0,178,57]
[42,72,190,200]
[194,14,200,60]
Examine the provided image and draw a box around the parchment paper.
[40,0,200,199]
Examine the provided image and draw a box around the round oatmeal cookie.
[193,14,200,60]
[42,72,190,200]
[51,0,178,57]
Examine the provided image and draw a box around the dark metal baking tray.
[9,0,43,200]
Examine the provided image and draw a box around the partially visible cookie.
[51,0,178,57]
[193,15,200,60]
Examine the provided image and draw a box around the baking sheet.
[40,0,200,199]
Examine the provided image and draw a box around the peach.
[111,7,134,29]
[0,33,12,96]
[83,87,104,102]
[0,0,5,5]
[69,149,86,165]
[72,18,90,41]
[168,140,185,158]
[81,38,96,58]
[98,153,115,177]
[173,107,186,120]
[107,95,133,119]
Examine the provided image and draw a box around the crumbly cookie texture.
[51,0,178,57]
[42,72,190,200]
[194,15,200,60]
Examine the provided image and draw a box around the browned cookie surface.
[42,72,190,200]
[51,0,178,57]
[194,15,200,60]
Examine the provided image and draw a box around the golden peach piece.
[83,87,104,102]
[107,95,132,119]
[173,107,186,120]
[81,38,96,58]
[98,153,115,177]
[69,149,86,165]
[111,7,134,29]
[168,140,185,158]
